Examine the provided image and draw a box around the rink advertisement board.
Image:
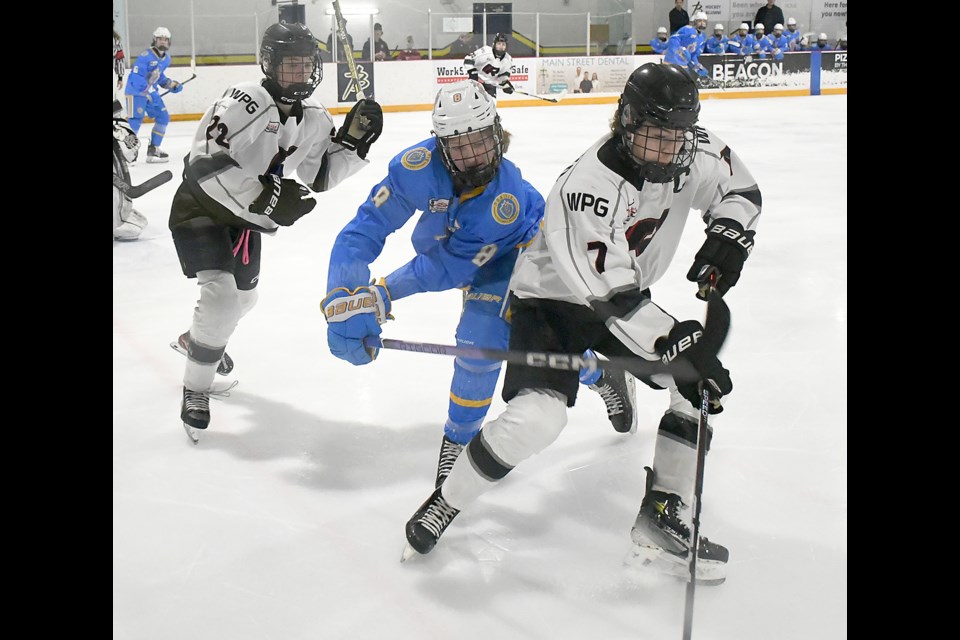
[535,56,634,95]
[699,51,846,89]
[336,62,374,102]
[432,60,533,93]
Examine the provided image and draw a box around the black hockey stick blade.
[113,170,173,198]
[514,89,561,103]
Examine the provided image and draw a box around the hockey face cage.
[261,34,323,103]
[615,101,698,184]
[436,122,504,191]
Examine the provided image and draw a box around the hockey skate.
[401,488,460,561]
[589,368,637,433]
[170,332,234,376]
[181,387,210,444]
[435,435,465,488]
[626,467,728,585]
[146,144,169,163]
[580,350,636,434]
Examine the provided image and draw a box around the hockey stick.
[682,379,711,639]
[363,293,730,384]
[113,170,173,198]
[331,0,366,100]
[513,89,561,103]
[682,282,727,640]
[159,73,197,97]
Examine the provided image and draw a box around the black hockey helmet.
[260,22,323,104]
[614,62,701,183]
[492,32,508,58]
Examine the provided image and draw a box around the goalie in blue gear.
[323,81,636,489]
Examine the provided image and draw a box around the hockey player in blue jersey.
[726,23,750,55]
[704,24,728,55]
[124,27,184,163]
[766,24,789,61]
[650,26,669,54]
[744,23,769,58]
[323,81,637,488]
[664,25,707,78]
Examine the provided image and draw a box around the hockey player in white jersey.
[464,33,515,99]
[404,63,762,585]
[168,22,383,439]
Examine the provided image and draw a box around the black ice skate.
[627,467,728,585]
[171,332,234,376]
[589,368,637,433]
[181,387,210,444]
[401,488,460,561]
[146,144,169,163]
[435,435,465,488]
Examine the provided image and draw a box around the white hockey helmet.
[714,24,724,32]
[774,23,784,32]
[657,26,668,35]
[738,23,749,31]
[755,23,765,32]
[787,17,797,26]
[818,33,828,41]
[152,26,171,51]
[431,80,504,190]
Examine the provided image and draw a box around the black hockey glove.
[686,218,755,299]
[656,320,732,414]
[501,80,515,94]
[249,174,316,226]
[333,99,383,160]
[467,69,480,82]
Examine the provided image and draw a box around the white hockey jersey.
[509,128,761,359]
[175,80,369,233]
[464,45,514,87]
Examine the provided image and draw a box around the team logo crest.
[492,193,520,225]
[401,147,431,170]
[428,198,450,212]
[265,121,280,134]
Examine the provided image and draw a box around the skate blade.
[625,543,726,586]
[182,422,201,445]
[400,543,420,563]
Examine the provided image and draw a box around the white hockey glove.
[113,118,140,163]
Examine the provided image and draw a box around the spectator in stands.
[449,32,475,58]
[835,21,847,50]
[783,17,802,51]
[809,33,833,51]
[362,22,391,61]
[397,35,422,60]
[727,23,750,55]
[704,23,727,55]
[650,26,669,54]
[669,0,690,35]
[326,18,355,62]
[754,1,784,33]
